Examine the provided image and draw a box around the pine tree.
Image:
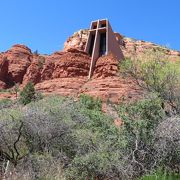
[19,82,36,105]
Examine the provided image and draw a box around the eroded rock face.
[22,55,43,85]
[35,77,87,97]
[0,29,180,103]
[0,56,8,82]
[0,42,142,103]
[64,30,88,51]
[22,49,91,85]
[120,37,180,60]
[0,45,32,88]
[64,30,180,61]
[6,44,32,84]
[93,53,119,78]
[52,49,90,78]
[0,81,6,89]
[79,76,142,103]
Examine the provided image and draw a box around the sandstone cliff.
[0,30,179,102]
[64,29,180,60]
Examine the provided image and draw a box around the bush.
[3,153,66,180]
[0,98,13,109]
[22,101,78,155]
[0,95,179,179]
[120,50,180,114]
[19,82,42,105]
[139,169,180,180]
[118,94,165,141]
[154,117,180,172]
[0,107,27,172]
[115,95,165,178]
[116,95,180,178]
[79,94,102,111]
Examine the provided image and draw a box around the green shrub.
[154,116,180,172]
[0,107,27,168]
[19,82,36,105]
[139,169,180,180]
[0,98,13,109]
[79,94,102,111]
[115,95,166,178]
[118,94,165,141]
[0,94,179,179]
[119,50,180,114]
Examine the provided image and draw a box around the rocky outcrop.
[0,56,8,82]
[79,76,142,103]
[0,81,6,89]
[119,37,180,60]
[64,30,88,51]
[0,42,142,103]
[35,77,87,96]
[22,55,43,85]
[52,49,90,78]
[0,45,32,87]
[93,53,119,78]
[64,30,180,61]
[7,45,32,84]
[0,30,179,103]
[22,49,91,85]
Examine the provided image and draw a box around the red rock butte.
[0,19,180,102]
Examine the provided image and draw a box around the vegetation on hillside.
[0,50,179,179]
[19,82,42,105]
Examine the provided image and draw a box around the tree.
[120,50,180,114]
[154,116,180,172]
[116,95,165,178]
[0,112,28,179]
[19,82,36,105]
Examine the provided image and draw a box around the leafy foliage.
[19,82,36,105]
[79,94,102,111]
[120,50,180,114]
[19,82,43,105]
[0,98,13,109]
[139,169,180,180]
[0,93,179,179]
[118,95,165,143]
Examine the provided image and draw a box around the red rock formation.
[35,77,87,96]
[22,49,90,86]
[0,29,179,104]
[0,81,6,89]
[64,30,180,61]
[52,49,90,78]
[3,44,32,85]
[22,56,42,85]
[64,30,88,51]
[0,56,8,82]
[119,37,180,61]
[93,53,119,78]
[79,76,142,103]
[41,59,55,81]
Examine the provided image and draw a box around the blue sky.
[0,0,179,54]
